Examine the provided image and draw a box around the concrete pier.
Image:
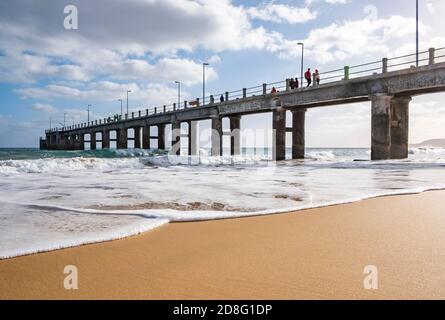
[188,121,199,156]
[292,109,306,159]
[102,131,110,149]
[90,132,97,150]
[117,128,128,149]
[158,124,165,150]
[371,95,393,160]
[272,110,286,161]
[134,127,142,149]
[211,117,223,156]
[40,55,445,162]
[229,116,241,156]
[143,126,150,149]
[171,121,181,155]
[391,97,411,159]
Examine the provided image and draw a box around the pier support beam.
[158,124,166,150]
[102,131,110,149]
[272,110,286,161]
[171,121,181,155]
[391,96,411,159]
[211,117,223,156]
[371,95,393,160]
[117,128,128,149]
[292,109,306,159]
[229,115,241,156]
[188,121,199,156]
[90,132,96,150]
[143,126,150,149]
[134,127,142,149]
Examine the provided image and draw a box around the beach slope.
[1,191,445,299]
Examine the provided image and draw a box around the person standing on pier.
[314,69,320,85]
[305,68,312,87]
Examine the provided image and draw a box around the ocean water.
[1,146,445,259]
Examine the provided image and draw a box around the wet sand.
[1,191,445,299]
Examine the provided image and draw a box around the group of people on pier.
[271,68,321,94]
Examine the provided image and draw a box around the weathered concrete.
[158,124,166,150]
[391,96,411,159]
[102,131,110,149]
[90,132,97,150]
[171,121,181,155]
[211,117,223,156]
[134,127,142,149]
[117,128,128,149]
[42,61,445,161]
[188,121,199,156]
[371,95,393,160]
[272,110,286,161]
[292,109,306,159]
[229,116,241,156]
[143,126,150,149]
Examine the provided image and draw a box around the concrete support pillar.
[90,132,97,150]
[171,121,181,155]
[158,124,166,150]
[391,96,411,159]
[142,126,150,149]
[188,121,199,156]
[134,127,142,149]
[102,131,110,149]
[68,134,75,150]
[117,128,128,149]
[272,110,286,161]
[229,115,241,156]
[78,134,85,150]
[292,109,306,159]
[211,117,223,156]
[371,95,393,160]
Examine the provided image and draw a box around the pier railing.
[46,47,445,134]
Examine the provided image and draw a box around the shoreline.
[2,186,445,261]
[1,190,445,299]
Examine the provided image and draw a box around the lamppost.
[126,90,132,116]
[297,42,304,88]
[87,104,91,123]
[416,0,419,67]
[175,81,181,108]
[118,99,123,117]
[63,113,67,127]
[202,63,209,105]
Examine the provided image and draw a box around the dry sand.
[1,191,445,300]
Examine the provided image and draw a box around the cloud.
[245,2,317,24]
[266,15,432,64]
[16,81,186,108]
[30,103,56,113]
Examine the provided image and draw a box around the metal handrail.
[48,47,444,132]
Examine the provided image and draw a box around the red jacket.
[305,71,311,79]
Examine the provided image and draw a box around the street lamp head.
[175,81,180,84]
[127,90,132,93]
[297,42,304,46]
[203,63,209,66]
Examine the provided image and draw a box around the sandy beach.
[1,191,445,300]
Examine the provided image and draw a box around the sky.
[1,0,445,148]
